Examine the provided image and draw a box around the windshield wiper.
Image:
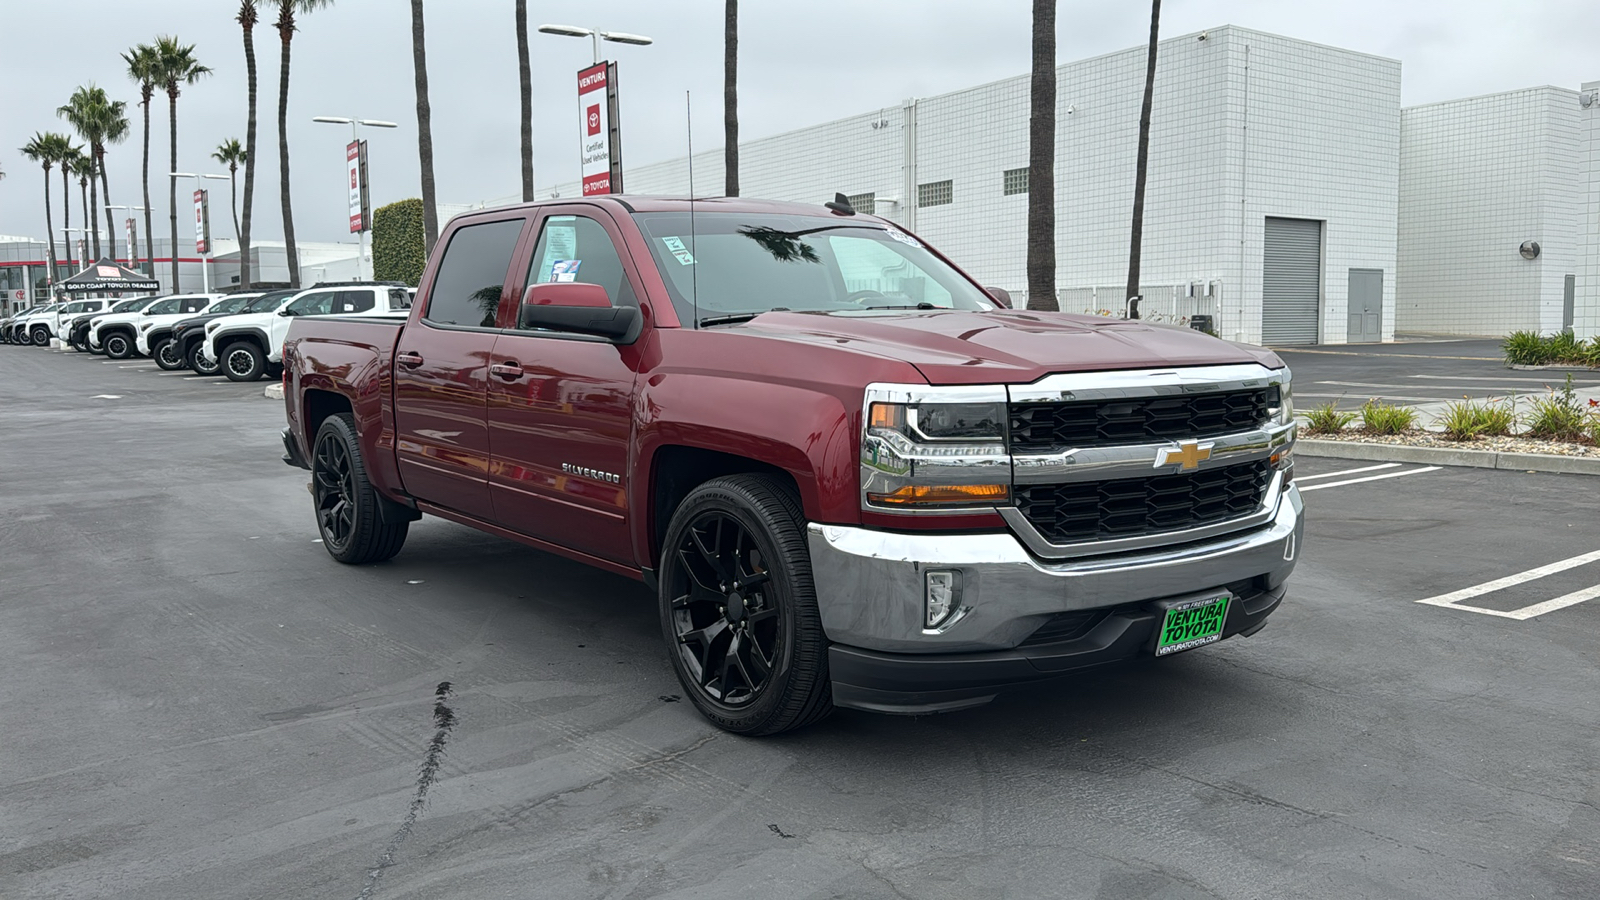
[861,303,940,311]
[698,307,789,328]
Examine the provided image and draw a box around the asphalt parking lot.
[1276,337,1600,410]
[4,347,1598,900]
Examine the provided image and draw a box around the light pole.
[312,117,397,281]
[537,25,653,196]
[170,173,229,293]
[536,24,654,64]
[106,204,150,272]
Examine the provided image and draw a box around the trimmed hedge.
[373,198,426,286]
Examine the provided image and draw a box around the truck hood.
[726,309,1283,385]
[209,312,276,332]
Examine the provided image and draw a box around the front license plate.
[1155,595,1231,657]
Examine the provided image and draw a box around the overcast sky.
[2,0,1597,250]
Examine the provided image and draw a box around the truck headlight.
[861,385,1010,512]
[1269,375,1294,426]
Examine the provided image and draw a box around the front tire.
[222,342,265,382]
[153,338,185,370]
[104,332,134,359]
[659,474,833,736]
[189,342,221,375]
[312,412,408,564]
[30,326,50,346]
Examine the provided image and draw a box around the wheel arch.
[645,445,803,569]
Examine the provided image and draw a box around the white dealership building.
[540,25,1597,345]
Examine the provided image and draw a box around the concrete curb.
[1298,438,1600,476]
[264,383,284,401]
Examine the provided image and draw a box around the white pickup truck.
[202,282,413,381]
[133,294,225,367]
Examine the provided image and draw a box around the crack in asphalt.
[354,681,457,900]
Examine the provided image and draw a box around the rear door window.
[336,290,375,313]
[181,297,210,313]
[425,219,526,328]
[388,288,412,310]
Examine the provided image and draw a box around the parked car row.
[1,282,415,381]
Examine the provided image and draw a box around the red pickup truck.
[282,196,1302,735]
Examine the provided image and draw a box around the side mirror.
[519,283,639,342]
[278,308,293,317]
[984,287,1013,309]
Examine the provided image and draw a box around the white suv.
[133,294,224,365]
[202,283,412,381]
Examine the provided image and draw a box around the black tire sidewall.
[153,339,183,370]
[105,333,132,358]
[223,342,264,382]
[190,343,219,375]
[311,412,408,564]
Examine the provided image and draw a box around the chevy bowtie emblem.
[1157,440,1214,471]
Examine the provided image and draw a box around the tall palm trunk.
[41,166,57,287]
[168,88,181,290]
[88,157,101,259]
[240,2,258,289]
[724,0,739,197]
[79,177,90,265]
[1125,0,1161,314]
[516,0,533,202]
[410,0,439,253]
[228,164,241,238]
[277,6,300,288]
[99,148,117,260]
[60,166,72,270]
[1025,0,1057,311]
[140,89,155,273]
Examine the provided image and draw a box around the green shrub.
[372,198,427,287]
[1439,399,1516,441]
[1503,330,1553,366]
[1360,400,1418,435]
[1301,402,1357,435]
[1525,375,1588,441]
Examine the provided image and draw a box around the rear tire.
[104,332,134,359]
[153,338,185,370]
[311,412,409,564]
[222,342,265,382]
[659,474,833,736]
[189,342,220,375]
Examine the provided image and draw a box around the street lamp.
[536,23,653,65]
[106,204,150,272]
[170,172,229,292]
[312,117,398,281]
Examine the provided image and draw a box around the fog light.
[925,570,962,628]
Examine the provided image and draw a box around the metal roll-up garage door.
[1262,217,1322,345]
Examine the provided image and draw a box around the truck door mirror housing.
[984,287,1012,309]
[519,283,640,342]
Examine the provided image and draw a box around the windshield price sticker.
[550,260,582,283]
[662,236,696,266]
[883,228,922,249]
[1155,595,1231,657]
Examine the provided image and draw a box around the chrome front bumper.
[807,484,1303,654]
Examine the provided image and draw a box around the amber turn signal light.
[866,483,1011,507]
[869,402,904,430]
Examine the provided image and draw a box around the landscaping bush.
[1360,400,1418,435]
[1502,330,1553,366]
[1502,330,1600,368]
[1439,399,1516,441]
[372,198,427,287]
[1301,402,1357,435]
[1525,376,1589,441]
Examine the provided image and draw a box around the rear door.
[392,214,530,519]
[485,207,645,563]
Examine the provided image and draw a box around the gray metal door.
[1262,217,1323,345]
[1564,275,1576,331]
[1347,268,1384,343]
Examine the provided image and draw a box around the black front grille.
[1010,388,1275,452]
[1019,610,1107,646]
[1016,460,1272,544]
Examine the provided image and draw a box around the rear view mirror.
[984,287,1013,309]
[519,283,639,342]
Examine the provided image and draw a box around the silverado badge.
[1156,440,1214,471]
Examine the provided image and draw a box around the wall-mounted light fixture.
[1519,241,1542,260]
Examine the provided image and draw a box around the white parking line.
[1316,380,1546,394]
[1417,549,1600,619]
[1410,375,1600,385]
[1298,466,1442,492]
[1295,463,1401,482]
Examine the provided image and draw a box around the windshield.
[110,298,152,313]
[146,298,182,315]
[208,296,254,315]
[246,291,296,312]
[632,212,994,326]
[35,304,62,314]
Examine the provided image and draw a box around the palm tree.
[96,107,131,262]
[57,85,123,260]
[409,0,439,253]
[123,43,161,273]
[515,0,533,202]
[212,139,247,244]
[271,0,334,288]
[1025,0,1057,311]
[237,0,262,290]
[59,140,83,270]
[19,133,60,285]
[68,149,92,264]
[724,0,739,197]
[152,36,212,290]
[1124,0,1161,315]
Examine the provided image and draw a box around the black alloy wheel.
[30,326,49,345]
[104,332,133,359]
[189,342,221,375]
[659,474,833,735]
[222,342,265,382]
[153,338,185,370]
[17,328,32,345]
[311,412,408,564]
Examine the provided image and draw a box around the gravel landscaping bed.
[1301,430,1599,457]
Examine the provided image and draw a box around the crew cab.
[169,291,294,373]
[132,293,224,367]
[9,303,62,344]
[68,297,155,352]
[17,299,107,346]
[204,282,411,382]
[88,296,169,358]
[282,196,1302,735]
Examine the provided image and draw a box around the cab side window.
[336,290,375,313]
[523,214,636,325]
[181,297,209,313]
[425,219,526,328]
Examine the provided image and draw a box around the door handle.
[490,361,525,381]
[396,350,424,368]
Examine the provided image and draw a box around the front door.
[392,215,529,520]
[486,208,645,564]
[1347,268,1383,343]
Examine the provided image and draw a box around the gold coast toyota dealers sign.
[578,61,623,195]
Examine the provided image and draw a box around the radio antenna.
[686,91,699,327]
